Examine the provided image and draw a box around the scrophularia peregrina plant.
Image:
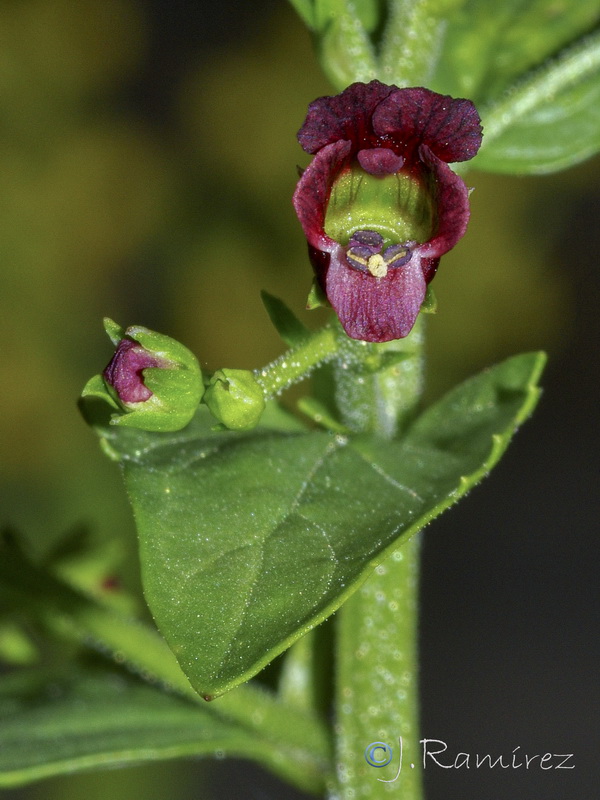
[5,1,597,798]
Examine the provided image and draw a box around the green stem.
[254,324,339,399]
[379,0,446,87]
[333,317,424,437]
[330,320,425,800]
[317,0,378,90]
[332,537,422,798]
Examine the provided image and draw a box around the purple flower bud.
[103,339,167,406]
[80,319,205,432]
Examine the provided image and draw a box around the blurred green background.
[1,1,598,799]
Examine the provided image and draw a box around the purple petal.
[372,87,482,163]
[357,147,404,175]
[103,340,164,404]
[297,80,395,154]
[293,139,351,250]
[325,245,427,342]
[416,145,471,268]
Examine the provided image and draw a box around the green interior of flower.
[324,163,435,247]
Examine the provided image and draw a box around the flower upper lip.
[293,80,482,343]
[297,80,482,163]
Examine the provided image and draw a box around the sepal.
[421,285,437,314]
[306,278,329,310]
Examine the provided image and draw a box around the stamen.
[349,230,384,250]
[346,245,373,272]
[383,243,412,269]
[346,235,413,277]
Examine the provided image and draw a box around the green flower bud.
[204,368,266,431]
[81,318,203,432]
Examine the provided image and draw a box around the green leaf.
[0,666,245,785]
[0,529,201,698]
[432,0,600,102]
[0,532,331,792]
[0,665,328,793]
[475,30,600,174]
[98,352,545,698]
[260,291,310,347]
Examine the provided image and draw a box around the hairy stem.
[480,28,600,152]
[330,320,425,800]
[253,325,339,399]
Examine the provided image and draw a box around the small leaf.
[297,396,348,433]
[475,30,600,174]
[287,0,316,29]
[0,530,197,697]
[0,665,328,793]
[101,352,545,697]
[261,291,310,347]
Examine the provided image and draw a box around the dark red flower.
[293,81,482,342]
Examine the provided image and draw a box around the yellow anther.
[367,254,388,278]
